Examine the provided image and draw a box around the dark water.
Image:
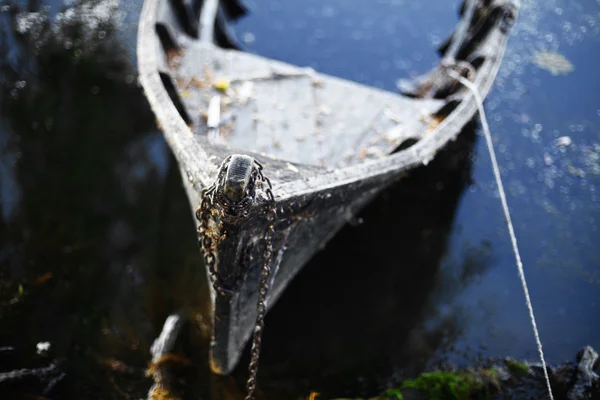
[1,0,599,399]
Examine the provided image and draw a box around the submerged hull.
[137,0,519,374]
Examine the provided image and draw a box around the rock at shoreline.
[332,346,600,400]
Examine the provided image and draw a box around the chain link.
[196,183,231,296]
[196,157,277,400]
[245,164,276,400]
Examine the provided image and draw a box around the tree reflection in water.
[0,1,495,399]
[0,1,209,398]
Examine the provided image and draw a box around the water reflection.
[0,1,207,398]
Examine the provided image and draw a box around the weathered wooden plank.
[173,42,444,166]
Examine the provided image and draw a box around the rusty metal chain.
[245,164,276,400]
[196,182,229,296]
[196,157,276,400]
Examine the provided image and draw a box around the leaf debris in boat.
[191,76,206,88]
[236,81,254,105]
[286,163,299,173]
[167,49,182,70]
[207,95,227,144]
[426,113,446,131]
[190,68,214,89]
[207,95,221,129]
[383,107,402,123]
[383,125,404,145]
[318,105,331,115]
[357,146,386,161]
[213,78,230,93]
[533,51,574,76]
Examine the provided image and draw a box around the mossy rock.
[504,358,530,376]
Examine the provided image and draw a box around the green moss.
[381,388,404,399]
[364,367,507,400]
[505,359,529,375]
[389,371,485,400]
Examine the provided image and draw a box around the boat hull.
[137,0,520,374]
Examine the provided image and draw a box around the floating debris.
[582,144,600,175]
[242,32,256,44]
[568,165,585,178]
[555,136,572,147]
[36,341,51,354]
[533,51,574,76]
[32,272,53,285]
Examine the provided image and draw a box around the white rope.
[448,69,555,400]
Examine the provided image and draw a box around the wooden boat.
[137,0,519,375]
